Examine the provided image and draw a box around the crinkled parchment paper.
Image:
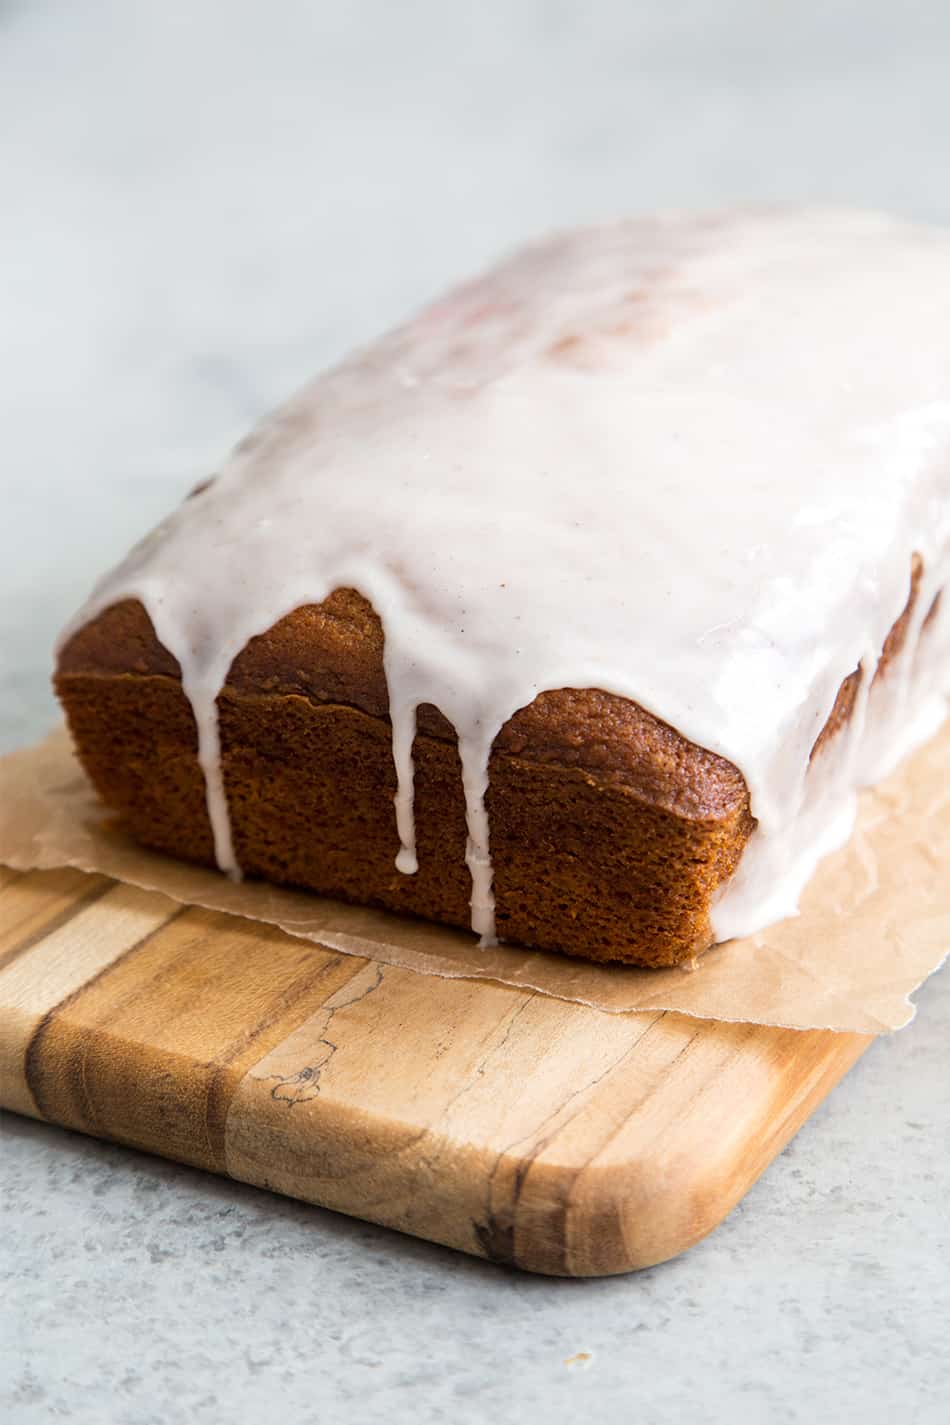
[2,728,949,1032]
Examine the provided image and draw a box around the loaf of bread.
[55,209,950,967]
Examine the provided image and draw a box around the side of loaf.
[56,595,755,967]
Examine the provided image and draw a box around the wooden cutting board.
[0,864,870,1276]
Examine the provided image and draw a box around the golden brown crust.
[875,551,924,682]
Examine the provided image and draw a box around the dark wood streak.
[474,1011,675,1272]
[23,907,187,1125]
[536,1019,715,1273]
[24,921,374,1174]
[0,876,113,973]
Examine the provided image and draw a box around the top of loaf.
[58,207,950,943]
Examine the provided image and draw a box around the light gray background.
[1,2,949,1421]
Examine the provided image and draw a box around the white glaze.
[60,207,950,947]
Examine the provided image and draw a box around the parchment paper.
[2,727,948,1032]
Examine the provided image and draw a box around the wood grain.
[0,867,871,1275]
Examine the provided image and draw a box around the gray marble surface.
[1,2,949,1420]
